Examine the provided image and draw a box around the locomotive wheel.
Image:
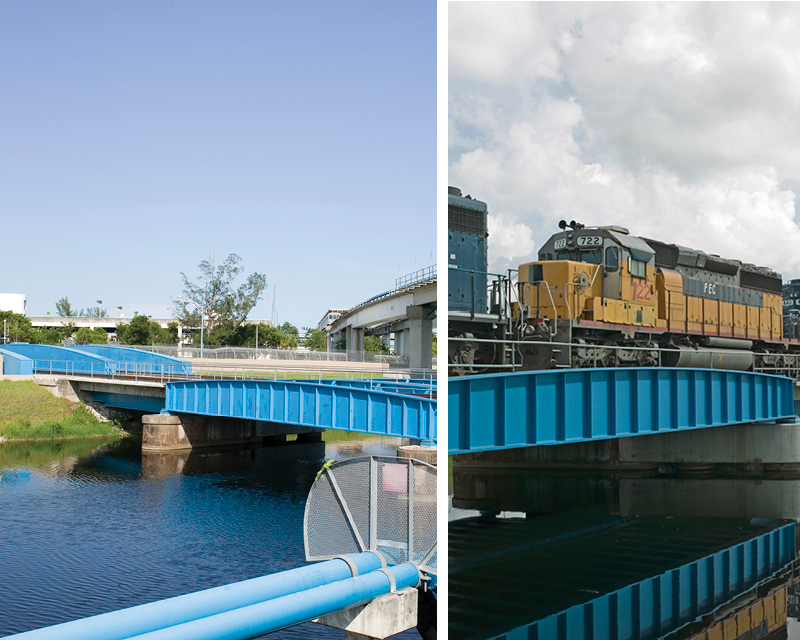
[518,340,554,370]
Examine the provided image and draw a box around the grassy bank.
[0,380,125,441]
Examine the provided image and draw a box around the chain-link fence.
[122,344,433,366]
[304,456,437,577]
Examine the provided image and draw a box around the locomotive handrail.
[522,280,558,336]
[563,282,575,320]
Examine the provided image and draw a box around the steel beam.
[449,367,794,454]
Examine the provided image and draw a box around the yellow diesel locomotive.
[512,222,785,370]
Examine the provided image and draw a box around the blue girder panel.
[165,380,436,442]
[449,367,795,454]
[92,391,166,413]
[497,522,796,640]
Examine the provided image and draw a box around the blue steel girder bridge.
[165,378,436,441]
[0,344,436,444]
[448,367,794,455]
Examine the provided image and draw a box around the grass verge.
[0,380,125,441]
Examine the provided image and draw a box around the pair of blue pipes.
[3,553,420,640]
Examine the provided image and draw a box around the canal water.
[449,464,800,640]
[0,433,424,639]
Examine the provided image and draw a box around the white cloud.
[487,214,534,275]
[449,3,561,84]
[449,2,800,280]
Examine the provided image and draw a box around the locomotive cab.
[518,224,657,328]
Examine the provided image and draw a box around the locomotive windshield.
[555,249,602,264]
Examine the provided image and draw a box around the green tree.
[0,311,35,344]
[256,324,298,349]
[173,254,267,342]
[33,327,66,345]
[74,327,108,344]
[303,328,327,351]
[55,297,81,317]
[432,331,437,357]
[164,322,180,344]
[84,306,108,318]
[116,316,178,346]
[280,322,299,336]
[364,335,389,354]
[73,327,93,343]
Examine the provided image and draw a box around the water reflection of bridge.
[450,503,796,640]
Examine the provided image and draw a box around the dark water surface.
[0,434,422,638]
[449,465,800,640]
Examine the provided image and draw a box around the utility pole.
[271,287,278,327]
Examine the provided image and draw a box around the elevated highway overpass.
[330,269,436,370]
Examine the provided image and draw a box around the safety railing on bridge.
[129,344,415,365]
[22,359,436,387]
[395,264,437,289]
[335,265,438,320]
[449,335,800,377]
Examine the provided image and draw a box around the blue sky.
[1,0,435,327]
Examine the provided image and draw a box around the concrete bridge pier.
[392,322,407,359]
[142,413,324,451]
[406,304,434,370]
[346,325,365,361]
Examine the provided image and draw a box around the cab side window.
[605,246,619,269]
[629,257,647,278]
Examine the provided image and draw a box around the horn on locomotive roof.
[558,220,585,230]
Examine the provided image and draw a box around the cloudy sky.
[449,2,800,280]
[1,1,434,326]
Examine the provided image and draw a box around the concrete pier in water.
[142,413,323,451]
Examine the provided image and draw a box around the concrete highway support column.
[328,328,340,352]
[345,325,365,361]
[406,305,434,370]
[393,327,407,358]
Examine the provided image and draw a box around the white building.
[0,293,26,315]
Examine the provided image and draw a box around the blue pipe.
[1,553,384,640]
[124,563,420,640]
